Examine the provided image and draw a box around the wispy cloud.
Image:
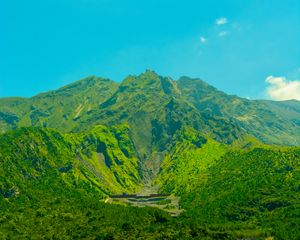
[216,17,228,25]
[218,31,228,37]
[266,76,300,101]
[200,36,207,44]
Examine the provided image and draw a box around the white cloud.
[218,31,228,37]
[200,36,207,44]
[266,76,300,101]
[216,17,228,25]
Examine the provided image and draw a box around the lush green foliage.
[1,194,245,240]
[0,125,141,201]
[157,132,300,239]
[157,127,228,194]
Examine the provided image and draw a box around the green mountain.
[1,70,300,239]
[1,70,299,147]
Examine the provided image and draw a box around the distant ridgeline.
[1,70,300,239]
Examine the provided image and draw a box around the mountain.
[1,70,300,239]
[1,70,299,180]
[1,70,299,147]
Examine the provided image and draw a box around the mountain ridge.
[1,70,299,146]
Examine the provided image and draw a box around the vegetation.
[0,125,141,200]
[157,130,300,239]
[1,194,245,240]
[0,71,300,239]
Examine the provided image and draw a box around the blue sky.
[1,0,300,99]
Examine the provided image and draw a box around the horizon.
[1,0,300,100]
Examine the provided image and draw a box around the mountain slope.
[177,76,300,145]
[0,125,141,201]
[156,128,300,239]
[0,76,118,133]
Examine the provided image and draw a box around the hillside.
[0,125,141,200]
[0,126,247,239]
[0,76,118,133]
[177,76,300,146]
[156,128,300,239]
[1,125,299,239]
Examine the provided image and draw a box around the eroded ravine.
[104,153,184,217]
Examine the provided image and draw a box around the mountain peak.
[137,69,160,82]
[121,69,161,88]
